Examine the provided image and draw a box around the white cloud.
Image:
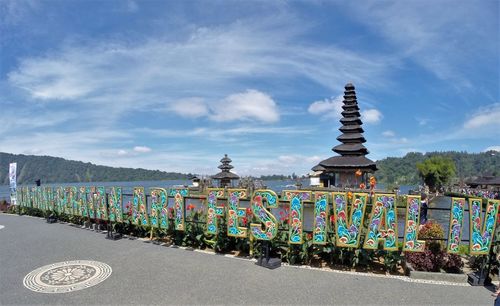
[169,90,279,123]
[307,95,343,119]
[484,146,500,152]
[7,18,393,111]
[308,96,382,124]
[117,149,128,156]
[133,146,151,153]
[345,1,496,88]
[463,103,500,130]
[210,90,279,123]
[278,155,322,165]
[361,109,382,124]
[382,130,395,137]
[168,98,209,118]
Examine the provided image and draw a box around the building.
[311,83,377,188]
[466,175,500,191]
[212,154,240,188]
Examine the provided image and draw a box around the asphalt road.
[0,214,495,305]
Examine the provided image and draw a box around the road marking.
[23,260,112,293]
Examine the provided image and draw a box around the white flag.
[9,163,17,205]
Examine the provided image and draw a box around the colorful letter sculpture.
[363,194,398,251]
[312,192,329,245]
[447,197,465,254]
[150,188,168,229]
[333,192,367,248]
[227,189,248,238]
[206,189,226,235]
[250,190,279,241]
[402,196,426,252]
[108,187,123,223]
[14,183,500,256]
[282,191,311,244]
[86,187,96,219]
[469,198,499,255]
[169,188,189,231]
[133,187,149,226]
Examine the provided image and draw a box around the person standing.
[420,193,428,226]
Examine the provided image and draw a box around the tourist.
[420,193,428,227]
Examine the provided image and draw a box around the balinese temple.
[312,83,377,188]
[212,154,240,188]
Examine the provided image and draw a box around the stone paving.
[0,214,495,305]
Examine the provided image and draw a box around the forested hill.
[0,152,191,185]
[376,151,500,187]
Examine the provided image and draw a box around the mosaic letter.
[363,194,398,251]
[403,196,426,252]
[447,197,465,254]
[70,187,79,216]
[149,188,168,229]
[250,189,279,241]
[282,191,311,244]
[133,187,149,226]
[312,192,329,245]
[86,187,96,219]
[94,187,108,220]
[168,188,189,231]
[227,189,248,238]
[469,198,499,255]
[108,187,123,223]
[79,187,88,218]
[206,188,226,235]
[333,192,368,248]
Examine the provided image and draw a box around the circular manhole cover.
[23,260,112,293]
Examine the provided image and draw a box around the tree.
[416,156,456,191]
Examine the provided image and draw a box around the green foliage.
[416,156,456,191]
[376,151,499,187]
[0,152,191,185]
[405,221,464,273]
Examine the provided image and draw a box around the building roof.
[316,155,377,170]
[465,176,500,186]
[336,133,366,143]
[212,171,240,179]
[212,154,240,180]
[332,143,369,155]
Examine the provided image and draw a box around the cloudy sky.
[0,0,498,176]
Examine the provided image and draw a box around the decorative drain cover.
[23,260,112,293]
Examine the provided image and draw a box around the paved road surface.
[0,214,494,305]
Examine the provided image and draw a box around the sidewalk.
[0,214,495,305]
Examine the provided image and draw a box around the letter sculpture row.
[16,186,499,255]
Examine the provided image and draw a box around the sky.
[0,0,499,176]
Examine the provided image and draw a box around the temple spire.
[332,83,369,156]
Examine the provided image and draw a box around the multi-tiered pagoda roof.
[212,154,240,180]
[312,83,377,172]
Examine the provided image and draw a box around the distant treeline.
[0,152,191,185]
[376,151,499,187]
[2,151,498,186]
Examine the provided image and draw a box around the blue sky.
[0,0,498,176]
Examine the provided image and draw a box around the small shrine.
[212,154,239,188]
[312,83,377,188]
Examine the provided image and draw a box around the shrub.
[406,250,444,272]
[418,221,445,252]
[405,221,463,273]
[443,253,464,273]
